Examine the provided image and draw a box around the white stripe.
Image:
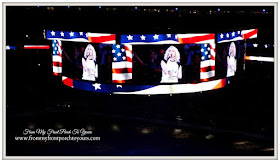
[200,70,215,79]
[247,56,274,62]
[112,73,132,80]
[112,62,132,69]
[53,66,62,73]
[87,33,114,37]
[114,79,224,95]
[193,39,215,44]
[177,33,212,38]
[98,40,116,44]
[201,60,215,68]
[247,33,257,39]
[53,55,62,62]
[241,29,256,35]
[6,46,10,50]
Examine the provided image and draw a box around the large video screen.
[61,42,217,85]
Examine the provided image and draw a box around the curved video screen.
[61,42,217,85]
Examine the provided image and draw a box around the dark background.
[6,6,275,156]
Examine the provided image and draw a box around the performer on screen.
[160,45,182,83]
[227,42,237,77]
[82,44,98,81]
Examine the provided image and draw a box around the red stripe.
[200,66,215,73]
[126,57,132,62]
[178,34,215,44]
[211,55,215,60]
[242,29,258,39]
[53,72,62,76]
[88,35,116,43]
[62,77,73,87]
[112,68,132,74]
[53,62,62,67]
[112,80,126,83]
[125,46,133,53]
[24,45,50,49]
[200,76,215,82]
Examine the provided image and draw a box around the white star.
[220,33,224,38]
[205,51,208,55]
[201,56,205,60]
[122,56,126,60]
[166,34,171,38]
[112,49,116,53]
[51,31,55,36]
[79,32,83,36]
[117,52,122,56]
[55,47,57,50]
[201,48,204,52]
[53,51,55,54]
[232,32,235,36]
[127,35,133,40]
[52,44,54,47]
[60,32,64,37]
[153,34,159,40]
[264,44,268,48]
[92,83,101,90]
[69,31,74,37]
[113,57,117,61]
[226,33,229,38]
[140,35,146,40]
[116,85,122,88]
[237,31,240,34]
[121,48,125,52]
[175,35,178,39]
[54,40,56,43]
[253,43,258,47]
[207,47,210,51]
[204,44,207,47]
[208,54,211,58]
[116,45,120,48]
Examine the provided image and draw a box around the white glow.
[246,56,274,62]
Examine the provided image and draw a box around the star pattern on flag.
[140,35,146,40]
[60,32,64,37]
[92,83,101,90]
[116,85,123,88]
[51,31,55,36]
[253,43,258,47]
[153,34,159,40]
[79,32,83,36]
[69,31,74,37]
[127,35,133,40]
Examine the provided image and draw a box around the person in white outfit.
[227,42,237,77]
[160,45,182,83]
[82,44,98,81]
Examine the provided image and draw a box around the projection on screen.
[215,40,245,79]
[61,42,215,84]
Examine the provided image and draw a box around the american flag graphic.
[217,29,258,43]
[52,40,62,76]
[200,43,216,82]
[112,44,133,83]
[177,33,215,44]
[121,34,179,44]
[46,30,116,44]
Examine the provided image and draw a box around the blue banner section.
[46,30,88,41]
[120,34,178,44]
[217,31,243,43]
[73,80,155,93]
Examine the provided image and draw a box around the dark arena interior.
[5,5,275,157]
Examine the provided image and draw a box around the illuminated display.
[45,29,259,94]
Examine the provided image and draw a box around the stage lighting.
[175,8,178,11]
[99,6,101,9]
[141,128,151,134]
[262,9,265,12]
[112,125,120,132]
[217,8,220,12]
[86,125,95,131]
[135,7,137,10]
[205,134,214,140]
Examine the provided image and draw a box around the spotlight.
[99,6,101,9]
[68,6,70,8]
[262,9,265,12]
[217,8,220,12]
[135,7,137,10]
[112,125,120,132]
[141,128,151,134]
[175,8,178,11]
